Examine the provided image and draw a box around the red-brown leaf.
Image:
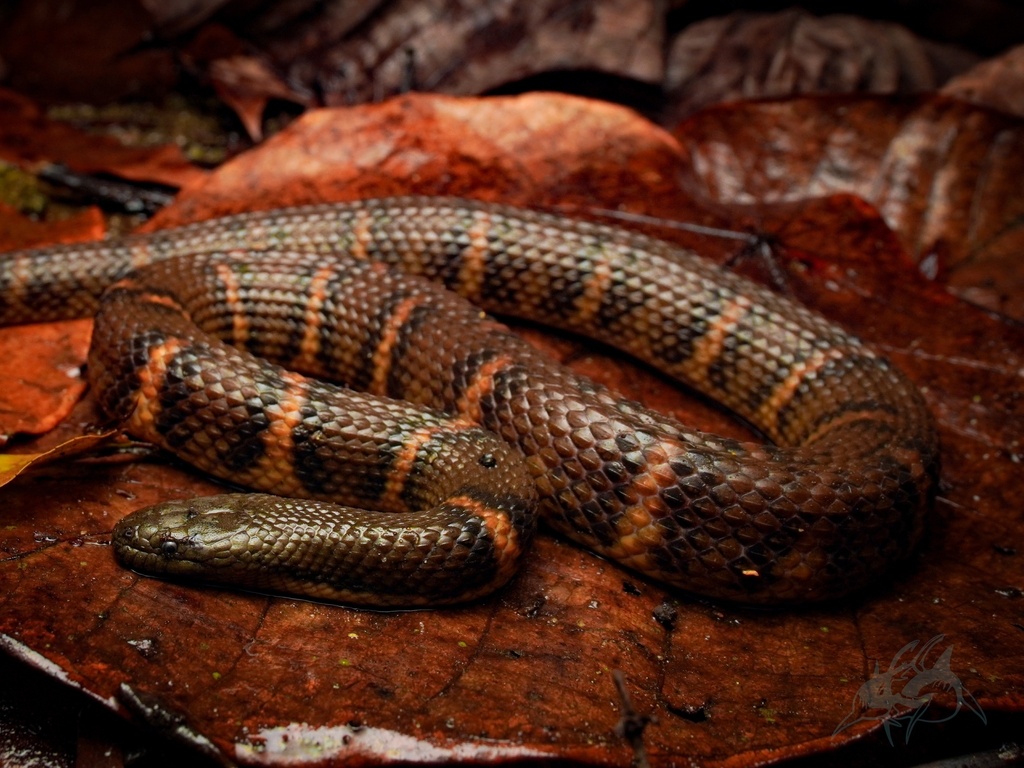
[0,87,206,189]
[674,94,1024,320]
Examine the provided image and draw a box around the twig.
[613,670,655,768]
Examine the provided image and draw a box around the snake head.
[112,494,257,580]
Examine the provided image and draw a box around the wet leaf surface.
[1,92,1021,767]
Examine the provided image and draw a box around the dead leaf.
[182,23,309,142]
[663,9,978,123]
[142,92,688,227]
[207,56,303,142]
[220,0,667,107]
[673,93,1024,321]
[139,0,234,38]
[0,1,178,103]
[0,0,667,112]
[943,42,1024,117]
[0,432,117,485]
[0,87,206,190]
[1,92,1021,766]
[0,201,105,250]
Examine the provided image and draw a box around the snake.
[0,197,939,607]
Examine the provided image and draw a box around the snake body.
[0,198,938,605]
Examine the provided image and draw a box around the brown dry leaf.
[674,94,1024,321]
[139,0,235,38]
[182,23,309,142]
[1,93,1021,766]
[322,0,665,104]
[663,8,978,123]
[0,87,206,189]
[216,0,666,107]
[0,0,179,103]
[207,56,302,141]
[943,42,1024,117]
[0,0,666,117]
[229,1,388,61]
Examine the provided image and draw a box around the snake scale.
[0,197,938,606]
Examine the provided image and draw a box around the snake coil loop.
[0,198,938,606]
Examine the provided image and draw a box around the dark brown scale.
[0,198,939,605]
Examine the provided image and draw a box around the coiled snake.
[0,198,938,606]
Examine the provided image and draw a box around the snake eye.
[160,539,179,556]
[479,452,497,468]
